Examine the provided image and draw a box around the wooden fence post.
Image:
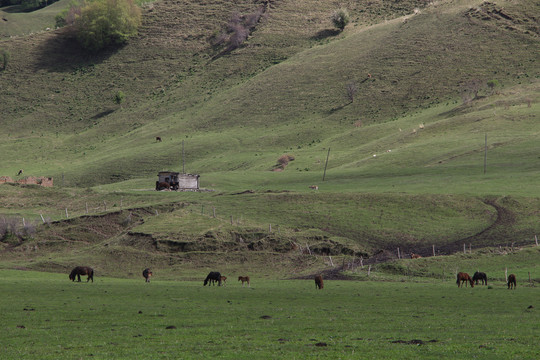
[397,247,401,259]
[40,214,45,223]
[85,202,89,214]
[505,268,508,282]
[65,208,69,218]
[535,235,538,246]
[368,265,371,276]
[432,245,435,256]
[213,207,216,218]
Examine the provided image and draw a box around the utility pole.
[322,148,330,181]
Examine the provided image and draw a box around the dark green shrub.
[331,8,350,31]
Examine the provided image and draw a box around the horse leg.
[77,274,81,282]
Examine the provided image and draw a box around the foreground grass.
[1,270,538,359]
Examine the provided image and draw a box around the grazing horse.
[456,272,474,288]
[156,136,162,142]
[238,276,250,287]
[411,253,422,259]
[69,266,94,282]
[507,274,517,289]
[220,276,227,286]
[17,169,23,176]
[314,274,324,289]
[143,268,153,283]
[204,271,222,286]
[472,271,488,285]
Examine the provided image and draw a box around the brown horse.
[220,276,227,286]
[507,274,516,289]
[411,253,422,259]
[143,268,152,283]
[69,266,94,282]
[314,274,324,289]
[456,272,474,288]
[238,276,250,287]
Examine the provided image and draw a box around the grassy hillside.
[0,0,538,273]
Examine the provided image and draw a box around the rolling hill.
[0,0,538,275]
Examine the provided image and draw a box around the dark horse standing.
[69,266,94,282]
[507,274,517,289]
[314,274,324,289]
[143,268,153,283]
[472,271,488,285]
[456,272,474,288]
[204,271,222,286]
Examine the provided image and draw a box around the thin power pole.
[182,140,185,174]
[484,133,487,174]
[322,147,331,181]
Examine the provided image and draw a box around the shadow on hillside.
[311,29,341,40]
[34,28,122,73]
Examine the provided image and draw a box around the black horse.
[204,271,222,286]
[472,271,488,285]
[69,266,94,282]
[143,268,152,283]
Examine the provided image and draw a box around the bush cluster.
[59,0,142,52]
[210,6,265,53]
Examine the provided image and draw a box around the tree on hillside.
[73,0,142,52]
[331,8,350,31]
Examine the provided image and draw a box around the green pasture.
[1,270,538,359]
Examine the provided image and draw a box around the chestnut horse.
[220,276,227,286]
[238,276,250,287]
[314,275,324,289]
[411,253,422,259]
[143,268,153,283]
[204,271,222,286]
[69,266,94,282]
[472,271,487,285]
[507,274,516,289]
[456,272,474,288]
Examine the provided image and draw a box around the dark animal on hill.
[156,182,170,190]
[314,274,324,289]
[143,268,153,283]
[17,169,23,176]
[220,276,227,286]
[507,274,517,289]
[472,271,487,285]
[456,272,474,288]
[69,266,94,282]
[411,253,422,259]
[204,271,222,286]
[156,136,162,142]
[238,276,250,287]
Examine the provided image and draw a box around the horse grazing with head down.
[220,276,227,286]
[472,271,487,285]
[238,276,250,287]
[204,271,222,286]
[69,266,94,282]
[411,253,422,259]
[507,274,516,289]
[143,268,153,283]
[456,272,474,288]
[314,275,324,289]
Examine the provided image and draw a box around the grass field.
[1,269,538,359]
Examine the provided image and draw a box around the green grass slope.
[0,0,538,272]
